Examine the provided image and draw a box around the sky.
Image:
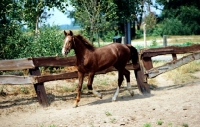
[45,6,74,26]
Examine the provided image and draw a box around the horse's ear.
[69,30,73,36]
[64,30,67,36]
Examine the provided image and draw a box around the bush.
[0,25,75,59]
[99,30,116,42]
[0,21,29,59]
[21,25,75,58]
[156,18,191,36]
[27,25,64,57]
[135,30,143,39]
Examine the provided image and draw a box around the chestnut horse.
[62,30,139,107]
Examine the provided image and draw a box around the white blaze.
[62,37,69,55]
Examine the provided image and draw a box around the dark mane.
[76,34,95,50]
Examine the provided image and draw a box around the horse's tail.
[126,44,151,94]
[126,44,139,65]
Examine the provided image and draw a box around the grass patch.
[105,111,112,116]
[150,60,200,86]
[182,123,189,127]
[157,120,164,125]
[165,61,200,84]
[168,122,173,127]
[110,118,116,123]
[143,123,152,127]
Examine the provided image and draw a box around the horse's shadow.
[78,87,153,106]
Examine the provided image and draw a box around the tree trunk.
[97,32,100,47]
[137,0,145,30]
[35,15,39,37]
[131,20,136,39]
[90,22,94,44]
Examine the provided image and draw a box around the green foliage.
[1,25,72,59]
[144,12,157,35]
[159,18,191,36]
[156,0,200,35]
[114,0,136,22]
[105,111,112,116]
[0,21,29,59]
[48,125,56,127]
[100,30,116,42]
[27,25,64,57]
[173,42,195,47]
[135,30,143,39]
[150,38,159,48]
[157,120,164,125]
[0,0,71,59]
[20,87,29,94]
[143,123,151,127]
[168,122,173,127]
[110,118,116,123]
[69,0,118,42]
[19,0,68,33]
[182,123,189,127]
[151,25,163,36]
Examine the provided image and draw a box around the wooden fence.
[0,56,142,107]
[1,44,200,107]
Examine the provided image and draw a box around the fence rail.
[0,56,140,107]
[1,44,200,107]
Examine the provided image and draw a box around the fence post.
[29,67,49,107]
[163,35,167,47]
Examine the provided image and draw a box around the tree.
[144,12,157,35]
[113,0,136,38]
[20,0,68,35]
[0,0,68,59]
[156,0,200,35]
[114,0,154,39]
[69,0,118,44]
[0,0,24,59]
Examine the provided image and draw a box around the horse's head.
[62,30,74,56]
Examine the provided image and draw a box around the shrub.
[159,18,191,36]
[26,25,66,57]
[1,24,72,59]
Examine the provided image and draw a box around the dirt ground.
[0,71,200,127]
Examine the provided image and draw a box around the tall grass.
[150,60,200,86]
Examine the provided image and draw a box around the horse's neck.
[74,37,90,60]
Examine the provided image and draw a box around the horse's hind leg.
[87,72,102,99]
[112,69,124,101]
[124,69,134,96]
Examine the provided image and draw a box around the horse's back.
[95,43,131,66]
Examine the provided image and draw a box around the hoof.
[99,94,103,99]
[130,91,134,96]
[112,99,117,102]
[73,105,78,108]
[112,97,117,102]
[128,89,134,96]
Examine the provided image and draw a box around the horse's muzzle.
[62,48,70,56]
[62,48,66,56]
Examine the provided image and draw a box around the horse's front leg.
[74,71,84,107]
[88,72,102,99]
